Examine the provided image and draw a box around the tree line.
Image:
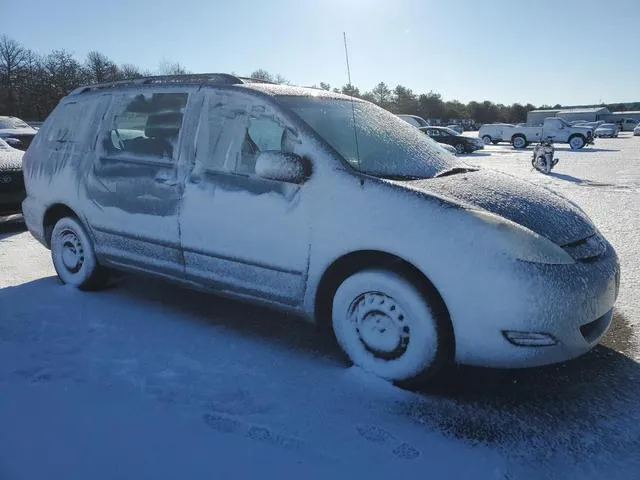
[2,35,638,124]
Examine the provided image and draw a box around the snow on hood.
[400,170,595,245]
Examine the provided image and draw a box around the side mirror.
[255,151,308,184]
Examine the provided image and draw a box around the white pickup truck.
[508,117,594,149]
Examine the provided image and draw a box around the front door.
[180,90,310,306]
[85,89,193,277]
[542,118,566,141]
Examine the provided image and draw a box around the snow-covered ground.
[1,133,639,479]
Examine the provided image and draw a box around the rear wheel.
[569,135,585,150]
[51,216,109,290]
[481,135,492,145]
[331,269,451,383]
[454,143,466,154]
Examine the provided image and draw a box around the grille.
[562,232,606,261]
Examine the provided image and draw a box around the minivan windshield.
[278,96,463,179]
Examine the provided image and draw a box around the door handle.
[155,178,178,186]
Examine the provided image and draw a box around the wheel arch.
[313,249,455,359]
[43,203,82,248]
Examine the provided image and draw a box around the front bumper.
[452,241,620,368]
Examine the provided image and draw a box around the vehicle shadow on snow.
[114,274,345,361]
[547,172,620,187]
[554,147,619,153]
[399,309,640,466]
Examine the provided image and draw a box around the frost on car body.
[21,74,620,383]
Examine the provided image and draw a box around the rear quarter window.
[41,95,111,151]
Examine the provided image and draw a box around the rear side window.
[103,92,188,160]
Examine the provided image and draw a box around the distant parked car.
[594,123,619,138]
[0,138,25,216]
[509,117,594,149]
[633,123,640,136]
[446,124,464,134]
[420,126,484,154]
[0,116,38,151]
[618,118,638,132]
[478,123,515,144]
[397,114,430,128]
[435,142,458,154]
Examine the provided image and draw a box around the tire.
[51,216,109,290]
[454,143,466,154]
[512,135,527,149]
[568,135,585,150]
[481,135,492,145]
[331,269,451,383]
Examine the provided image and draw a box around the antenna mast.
[343,32,361,167]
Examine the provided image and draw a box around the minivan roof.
[68,72,356,102]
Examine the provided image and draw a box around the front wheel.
[454,143,466,154]
[533,156,551,174]
[331,269,450,383]
[481,135,492,144]
[569,135,585,150]
[51,216,109,290]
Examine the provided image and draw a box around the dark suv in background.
[419,126,484,154]
[0,138,25,216]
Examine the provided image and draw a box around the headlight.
[468,209,575,265]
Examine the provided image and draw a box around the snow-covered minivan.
[22,74,620,384]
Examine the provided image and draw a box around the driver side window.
[195,95,296,176]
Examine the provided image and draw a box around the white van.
[477,123,514,144]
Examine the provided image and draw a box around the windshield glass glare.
[278,96,462,179]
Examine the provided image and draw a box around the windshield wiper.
[381,174,424,181]
[435,167,478,178]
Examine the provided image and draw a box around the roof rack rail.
[69,73,244,95]
[236,76,277,85]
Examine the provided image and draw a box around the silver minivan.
[22,74,619,384]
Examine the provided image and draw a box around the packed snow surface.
[1,133,640,479]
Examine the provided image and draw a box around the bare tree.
[0,35,28,114]
[250,69,288,84]
[119,63,145,80]
[157,60,189,75]
[44,50,85,98]
[85,51,119,83]
[250,68,273,82]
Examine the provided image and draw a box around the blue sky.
[3,0,639,106]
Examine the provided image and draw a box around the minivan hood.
[401,170,595,245]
